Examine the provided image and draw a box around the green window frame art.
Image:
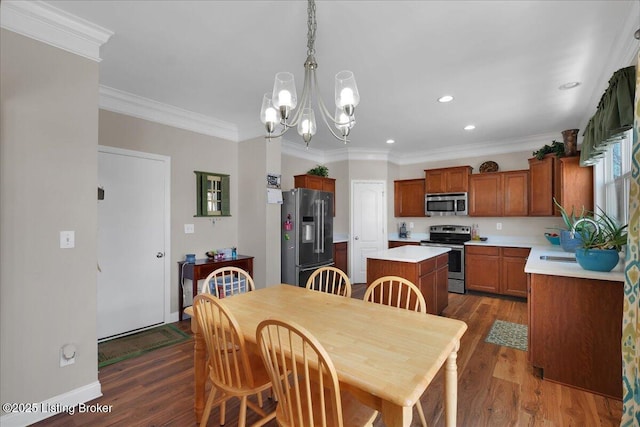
[195,171,230,217]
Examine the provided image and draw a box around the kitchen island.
[367,245,450,315]
[524,245,624,400]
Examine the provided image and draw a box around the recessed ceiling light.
[437,95,454,103]
[558,82,581,90]
[386,139,395,144]
[464,125,476,131]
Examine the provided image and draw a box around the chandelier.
[259,0,359,147]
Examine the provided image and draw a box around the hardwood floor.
[35,286,622,426]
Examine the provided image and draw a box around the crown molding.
[0,1,113,62]
[99,86,239,141]
[282,133,556,165]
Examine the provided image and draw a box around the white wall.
[1,29,101,415]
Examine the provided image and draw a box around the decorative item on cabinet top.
[479,161,499,173]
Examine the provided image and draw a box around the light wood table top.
[186,284,467,426]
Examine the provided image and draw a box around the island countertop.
[368,245,451,263]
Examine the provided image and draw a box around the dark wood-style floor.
[35,285,622,426]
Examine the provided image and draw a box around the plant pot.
[562,129,579,157]
[575,248,620,272]
[559,230,582,252]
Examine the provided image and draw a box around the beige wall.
[1,30,100,410]
[238,137,281,288]
[98,110,239,311]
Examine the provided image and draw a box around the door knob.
[354,236,359,240]
[156,252,164,258]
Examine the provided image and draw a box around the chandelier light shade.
[259,0,359,147]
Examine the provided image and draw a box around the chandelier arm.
[309,70,351,142]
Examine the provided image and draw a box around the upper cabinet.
[528,155,593,216]
[394,179,426,217]
[294,174,336,215]
[468,170,528,217]
[424,166,472,193]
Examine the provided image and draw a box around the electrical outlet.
[409,222,414,229]
[496,222,502,230]
[184,224,195,234]
[60,344,76,367]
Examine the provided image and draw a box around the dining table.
[184,284,467,427]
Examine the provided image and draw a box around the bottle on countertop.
[232,247,237,259]
[471,223,480,240]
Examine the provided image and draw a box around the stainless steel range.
[420,225,471,294]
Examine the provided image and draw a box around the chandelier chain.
[306,0,317,56]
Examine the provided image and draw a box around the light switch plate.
[184,224,195,234]
[60,231,75,248]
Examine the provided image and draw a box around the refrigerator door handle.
[320,199,325,254]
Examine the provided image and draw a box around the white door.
[97,147,169,340]
[350,181,386,283]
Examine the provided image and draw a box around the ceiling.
[46,0,639,162]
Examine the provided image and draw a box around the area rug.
[98,324,191,368]
[485,320,528,351]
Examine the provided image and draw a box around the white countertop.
[464,235,546,248]
[524,245,625,282]
[333,233,349,244]
[368,245,450,263]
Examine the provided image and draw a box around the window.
[595,130,632,226]
[195,171,230,217]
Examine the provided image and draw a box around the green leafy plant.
[307,165,329,177]
[533,140,565,160]
[578,208,628,251]
[553,198,590,230]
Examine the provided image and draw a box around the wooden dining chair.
[256,318,378,427]
[305,266,352,297]
[363,275,427,313]
[200,266,255,298]
[363,275,428,425]
[193,294,275,427]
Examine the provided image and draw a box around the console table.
[177,255,253,321]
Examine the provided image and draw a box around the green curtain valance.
[580,65,636,165]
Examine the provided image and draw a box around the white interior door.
[97,147,169,340]
[350,181,386,283]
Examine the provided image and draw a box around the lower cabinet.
[528,273,622,399]
[333,242,348,275]
[465,245,529,298]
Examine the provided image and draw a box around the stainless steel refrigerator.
[281,188,334,286]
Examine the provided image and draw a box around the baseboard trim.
[0,381,102,426]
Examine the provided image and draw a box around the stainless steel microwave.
[425,192,468,216]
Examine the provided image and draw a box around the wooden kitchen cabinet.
[333,241,348,275]
[465,245,500,293]
[465,245,529,298]
[468,170,528,217]
[424,166,472,193]
[394,179,426,217]
[500,247,529,297]
[294,174,336,215]
[528,154,593,216]
[528,273,623,399]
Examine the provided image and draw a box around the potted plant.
[574,209,628,272]
[307,165,329,177]
[553,198,591,252]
